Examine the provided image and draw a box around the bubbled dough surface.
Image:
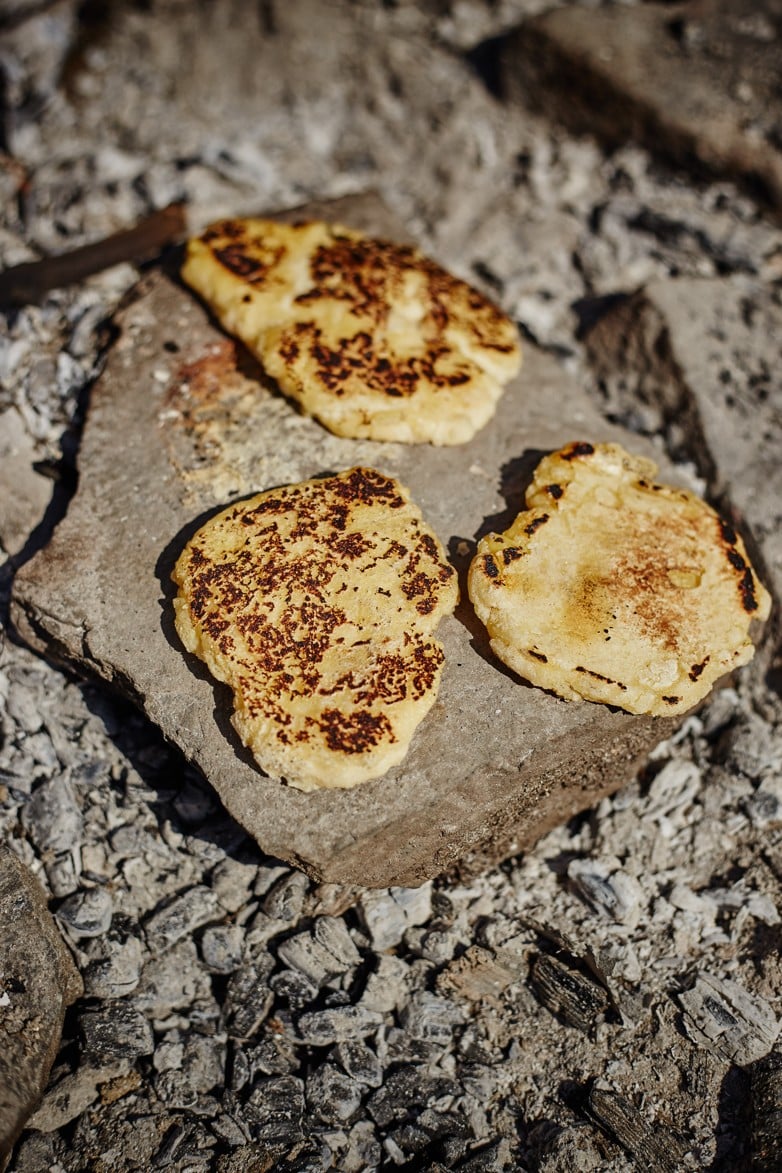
[468,442,771,717]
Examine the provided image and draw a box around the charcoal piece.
[133,938,214,1017]
[245,1022,301,1077]
[20,775,82,855]
[297,1005,383,1047]
[270,968,319,1013]
[245,1074,305,1150]
[306,1062,363,1123]
[225,961,275,1041]
[277,931,348,987]
[586,1085,688,1173]
[334,1038,384,1088]
[751,1050,782,1173]
[343,1121,382,1173]
[154,1070,199,1110]
[313,916,361,968]
[200,924,245,974]
[529,953,609,1034]
[262,871,309,923]
[81,923,141,1000]
[367,1068,461,1130]
[679,973,780,1065]
[180,1032,228,1095]
[399,991,465,1044]
[80,1001,154,1061]
[567,858,643,927]
[144,886,221,955]
[529,1123,607,1173]
[456,1139,514,1171]
[56,886,114,938]
[211,856,257,914]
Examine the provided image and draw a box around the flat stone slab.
[586,276,781,661]
[504,0,782,213]
[0,848,82,1166]
[11,196,680,887]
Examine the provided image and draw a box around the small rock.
[0,848,82,1161]
[144,885,221,955]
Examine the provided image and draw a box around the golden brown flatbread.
[181,218,521,444]
[172,467,458,790]
[468,441,771,716]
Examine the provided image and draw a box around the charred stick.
[0,202,187,308]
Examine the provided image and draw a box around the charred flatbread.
[468,441,771,716]
[172,467,458,790]
[181,218,521,444]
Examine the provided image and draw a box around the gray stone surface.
[0,847,82,1164]
[10,196,681,887]
[504,0,782,212]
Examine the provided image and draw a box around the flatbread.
[181,218,521,444]
[468,441,771,716]
[172,467,458,791]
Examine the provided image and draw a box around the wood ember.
[0,203,186,307]
[586,1084,689,1173]
[529,952,610,1035]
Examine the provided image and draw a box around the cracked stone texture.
[585,277,781,665]
[10,196,684,888]
[0,848,82,1166]
[503,0,782,213]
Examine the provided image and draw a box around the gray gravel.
[2,1,782,1170]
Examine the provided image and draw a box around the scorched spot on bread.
[172,468,458,791]
[181,218,521,445]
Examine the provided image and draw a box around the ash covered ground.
[1,1,782,1170]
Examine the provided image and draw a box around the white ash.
[2,0,782,1170]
